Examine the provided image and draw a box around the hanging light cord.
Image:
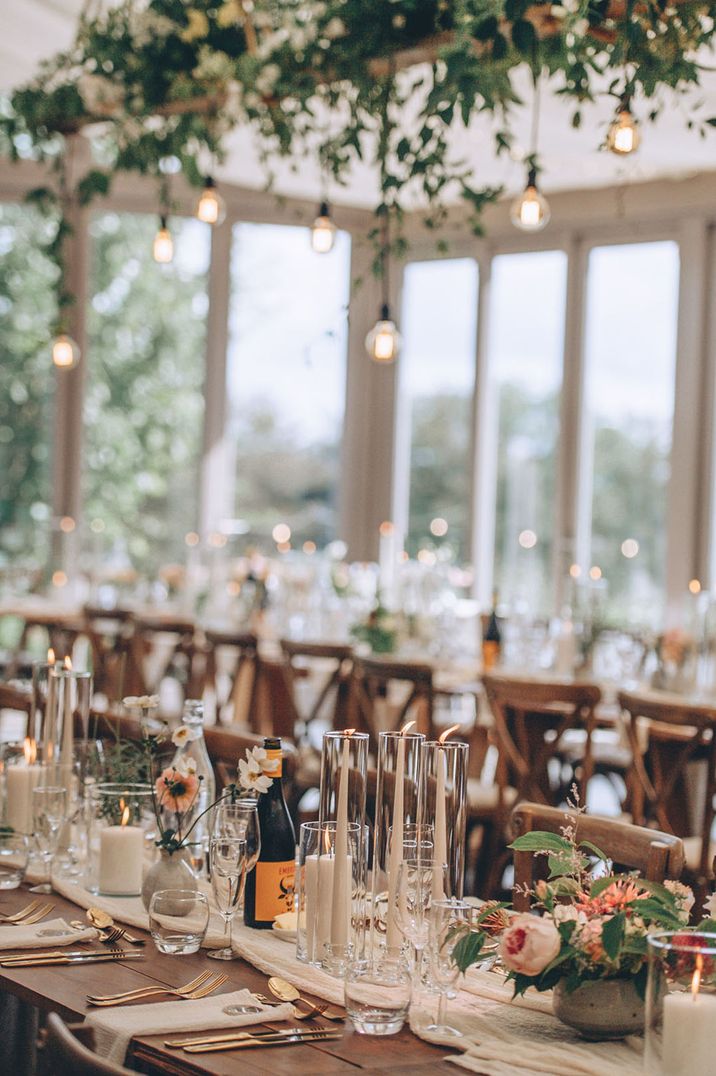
[381,208,391,317]
[529,76,541,159]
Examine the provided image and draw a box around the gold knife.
[2,951,144,967]
[183,1031,341,1053]
[166,1027,338,1048]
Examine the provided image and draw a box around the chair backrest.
[82,606,137,701]
[482,674,602,805]
[201,629,261,727]
[44,1014,134,1075]
[511,802,685,912]
[279,639,353,736]
[350,656,434,742]
[618,688,716,880]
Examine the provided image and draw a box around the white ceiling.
[4,0,716,208]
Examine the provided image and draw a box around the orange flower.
[577,880,646,918]
[155,766,200,814]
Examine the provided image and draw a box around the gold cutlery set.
[0,900,346,1051]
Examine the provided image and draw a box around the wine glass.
[212,799,260,912]
[207,835,247,962]
[32,785,68,894]
[394,858,448,979]
[426,897,475,1037]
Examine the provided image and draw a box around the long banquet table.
[0,884,455,1075]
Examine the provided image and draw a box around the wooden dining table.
[0,885,456,1075]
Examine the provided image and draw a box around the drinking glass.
[395,858,448,977]
[148,889,209,954]
[345,957,412,1035]
[207,835,248,963]
[426,897,475,1037]
[0,833,28,889]
[212,800,260,914]
[32,785,68,893]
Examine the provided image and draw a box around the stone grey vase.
[553,978,645,1040]
[141,849,198,911]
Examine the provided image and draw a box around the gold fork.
[86,971,228,1006]
[5,903,54,926]
[88,973,229,1007]
[0,901,47,924]
[253,993,328,1021]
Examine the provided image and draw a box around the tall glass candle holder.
[30,653,58,746]
[87,782,154,896]
[296,820,368,971]
[370,729,425,954]
[419,738,468,899]
[646,931,716,1076]
[319,730,369,829]
[44,666,92,780]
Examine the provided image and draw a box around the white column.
[470,256,496,607]
[198,217,233,537]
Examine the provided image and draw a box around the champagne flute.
[213,799,260,912]
[426,897,475,1037]
[32,786,68,894]
[207,835,247,962]
[395,858,448,979]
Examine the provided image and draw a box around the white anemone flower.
[703,892,716,919]
[171,725,202,747]
[249,746,280,773]
[238,755,273,794]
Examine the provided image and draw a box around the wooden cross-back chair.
[4,612,81,679]
[482,674,602,806]
[82,606,139,702]
[279,639,353,737]
[129,615,202,702]
[201,628,262,728]
[350,656,435,743]
[511,802,685,912]
[43,1014,134,1075]
[618,688,716,885]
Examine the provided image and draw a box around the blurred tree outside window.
[226,222,350,550]
[0,203,57,581]
[84,212,210,576]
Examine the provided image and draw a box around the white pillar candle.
[662,988,716,1075]
[99,821,144,896]
[6,744,43,835]
[386,728,409,950]
[330,736,351,947]
[432,746,448,901]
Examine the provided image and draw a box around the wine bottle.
[244,736,296,929]
[482,591,502,671]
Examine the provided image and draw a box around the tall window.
[583,241,679,621]
[226,222,350,549]
[399,259,478,560]
[85,212,210,574]
[489,251,567,613]
[0,204,57,573]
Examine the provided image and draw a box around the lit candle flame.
[692,953,703,999]
[400,720,416,736]
[47,648,55,665]
[439,724,460,744]
[23,738,37,765]
[64,656,72,671]
[344,728,355,737]
[120,800,130,828]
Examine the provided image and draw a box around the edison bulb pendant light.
[311,200,337,253]
[196,176,226,225]
[153,215,174,263]
[51,333,80,370]
[365,303,402,363]
[607,105,640,156]
[510,168,551,233]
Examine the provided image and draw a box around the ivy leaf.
[512,19,537,56]
[578,840,609,863]
[601,912,625,961]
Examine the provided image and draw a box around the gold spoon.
[267,976,344,1021]
[86,907,145,946]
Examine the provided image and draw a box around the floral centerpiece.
[455,811,715,1039]
[351,595,398,654]
[652,628,697,692]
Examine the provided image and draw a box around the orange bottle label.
[253,860,295,921]
[263,748,282,778]
[483,641,500,671]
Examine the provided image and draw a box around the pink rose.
[499,914,561,976]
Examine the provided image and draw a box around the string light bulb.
[607,99,640,156]
[511,167,551,232]
[311,200,337,253]
[51,333,80,370]
[152,215,174,263]
[365,303,402,363]
[195,176,226,225]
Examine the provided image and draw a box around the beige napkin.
[86,989,294,1064]
[0,917,96,950]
